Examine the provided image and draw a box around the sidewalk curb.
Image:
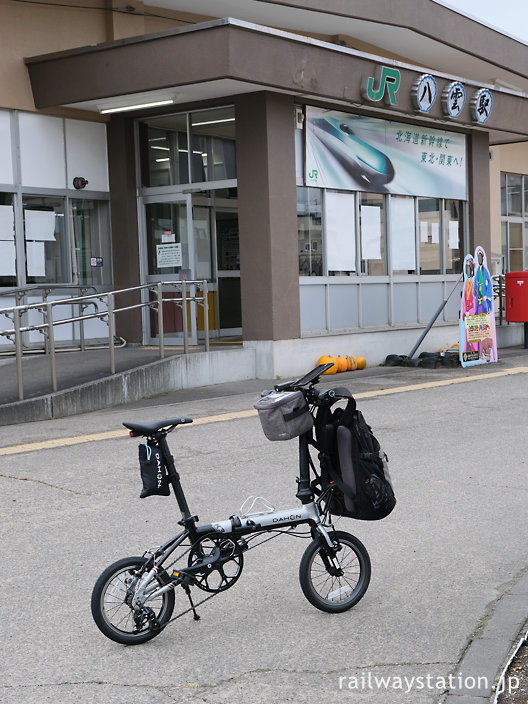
[441,569,528,702]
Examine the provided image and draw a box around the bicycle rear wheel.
[299,530,370,613]
[91,556,175,645]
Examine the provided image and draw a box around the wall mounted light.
[73,177,88,189]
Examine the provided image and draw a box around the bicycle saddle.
[123,417,193,436]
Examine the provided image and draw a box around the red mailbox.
[505,271,528,322]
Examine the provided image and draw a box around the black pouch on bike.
[254,390,313,441]
[138,442,171,498]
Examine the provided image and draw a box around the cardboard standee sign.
[459,246,498,367]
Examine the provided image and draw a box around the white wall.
[65,119,109,192]
[2,111,109,192]
[19,113,66,188]
[0,111,13,184]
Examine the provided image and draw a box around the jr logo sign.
[362,66,401,105]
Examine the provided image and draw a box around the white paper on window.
[324,191,355,271]
[24,210,56,241]
[420,221,429,243]
[448,220,459,249]
[431,222,440,244]
[0,240,16,275]
[361,205,382,260]
[391,198,416,271]
[26,241,46,276]
[0,205,14,240]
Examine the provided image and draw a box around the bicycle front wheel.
[91,556,175,645]
[299,530,371,613]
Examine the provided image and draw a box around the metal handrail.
[0,284,100,308]
[0,280,209,401]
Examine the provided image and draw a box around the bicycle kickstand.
[184,585,201,621]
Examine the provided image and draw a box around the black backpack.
[312,389,396,520]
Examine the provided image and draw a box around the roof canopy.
[25,2,528,143]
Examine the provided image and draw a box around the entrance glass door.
[216,210,241,332]
[142,194,198,344]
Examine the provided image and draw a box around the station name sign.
[362,66,493,124]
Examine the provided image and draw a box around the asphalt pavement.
[1,349,528,703]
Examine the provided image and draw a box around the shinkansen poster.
[305,107,467,200]
[459,247,498,367]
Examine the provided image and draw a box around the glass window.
[23,196,68,284]
[0,193,16,286]
[524,176,528,218]
[506,173,522,216]
[501,221,508,273]
[145,202,188,276]
[324,191,356,275]
[71,199,111,286]
[140,114,189,188]
[444,200,463,274]
[139,108,236,187]
[390,196,416,274]
[418,197,441,274]
[193,206,213,281]
[525,222,528,270]
[297,187,323,276]
[508,222,524,272]
[190,107,236,183]
[500,172,507,216]
[216,211,239,272]
[360,193,386,275]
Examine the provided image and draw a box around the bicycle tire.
[91,556,175,645]
[299,530,371,613]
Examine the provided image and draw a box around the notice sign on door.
[156,242,182,268]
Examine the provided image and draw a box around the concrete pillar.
[468,131,491,255]
[235,92,300,341]
[107,115,142,342]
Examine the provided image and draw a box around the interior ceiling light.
[191,117,235,127]
[100,99,174,114]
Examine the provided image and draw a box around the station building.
[1,0,528,378]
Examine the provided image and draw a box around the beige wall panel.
[495,142,528,174]
[488,147,502,263]
[0,0,107,111]
[490,142,528,271]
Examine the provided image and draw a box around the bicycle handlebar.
[269,363,350,407]
[273,363,334,392]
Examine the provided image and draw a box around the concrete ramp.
[0,346,256,426]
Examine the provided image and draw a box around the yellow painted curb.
[1,366,527,457]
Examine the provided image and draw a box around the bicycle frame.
[132,430,336,607]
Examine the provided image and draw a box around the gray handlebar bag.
[254,390,314,441]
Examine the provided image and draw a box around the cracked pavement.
[1,354,528,703]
